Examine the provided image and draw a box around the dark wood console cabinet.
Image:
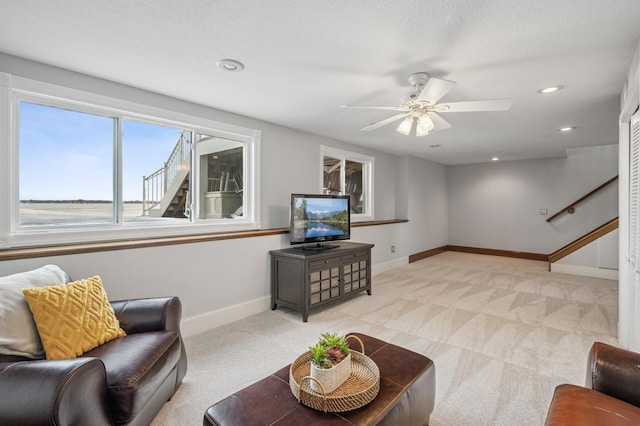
[270,242,374,322]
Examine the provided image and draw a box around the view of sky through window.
[19,102,184,202]
[122,120,183,201]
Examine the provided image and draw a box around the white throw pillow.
[0,265,68,359]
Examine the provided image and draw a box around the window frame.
[320,145,374,222]
[0,72,261,249]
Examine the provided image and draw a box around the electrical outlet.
[391,245,396,253]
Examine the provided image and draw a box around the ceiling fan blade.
[361,112,411,131]
[417,77,457,104]
[430,112,452,132]
[437,99,512,112]
[341,105,409,111]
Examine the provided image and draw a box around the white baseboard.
[181,258,408,337]
[550,263,619,280]
[181,296,271,338]
[372,256,408,276]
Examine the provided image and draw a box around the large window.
[19,102,116,226]
[1,73,260,248]
[193,133,244,220]
[321,146,374,221]
[123,120,189,222]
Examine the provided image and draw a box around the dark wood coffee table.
[203,333,435,426]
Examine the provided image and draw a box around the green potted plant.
[308,332,352,393]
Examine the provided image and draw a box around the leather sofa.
[545,341,640,425]
[0,296,187,426]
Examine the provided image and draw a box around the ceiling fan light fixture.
[417,114,435,132]
[397,116,414,135]
[343,71,511,136]
[416,126,430,137]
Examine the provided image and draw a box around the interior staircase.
[545,175,619,274]
[547,217,619,271]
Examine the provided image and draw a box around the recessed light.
[491,157,499,161]
[559,126,576,132]
[217,59,245,72]
[538,85,563,94]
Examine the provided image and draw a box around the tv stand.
[270,242,374,322]
[302,242,340,251]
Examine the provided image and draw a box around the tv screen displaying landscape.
[290,195,349,244]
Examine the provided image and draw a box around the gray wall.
[0,53,619,331]
[400,156,448,255]
[0,53,446,325]
[447,145,618,254]
[0,53,398,230]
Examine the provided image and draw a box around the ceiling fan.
[341,72,511,137]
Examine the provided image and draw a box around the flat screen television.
[289,194,350,249]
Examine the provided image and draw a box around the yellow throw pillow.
[22,276,126,360]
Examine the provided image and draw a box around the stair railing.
[548,217,619,270]
[546,175,618,222]
[142,167,165,215]
[142,132,191,216]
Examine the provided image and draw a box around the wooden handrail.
[548,217,618,269]
[546,176,618,222]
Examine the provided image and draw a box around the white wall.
[0,52,623,338]
[557,229,619,269]
[399,156,449,256]
[552,229,619,280]
[0,225,413,336]
[0,53,449,334]
[447,145,618,254]
[394,156,410,220]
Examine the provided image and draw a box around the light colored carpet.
[151,252,619,425]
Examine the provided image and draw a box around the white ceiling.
[1,0,640,165]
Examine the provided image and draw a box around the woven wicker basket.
[289,335,380,412]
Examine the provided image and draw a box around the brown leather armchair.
[0,296,187,426]
[545,342,640,425]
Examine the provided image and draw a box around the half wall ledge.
[0,219,408,261]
